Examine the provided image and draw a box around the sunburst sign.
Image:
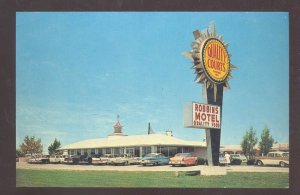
[182,23,236,100]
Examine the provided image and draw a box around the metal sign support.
[202,83,224,166]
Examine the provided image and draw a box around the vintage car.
[63,155,77,164]
[218,153,227,166]
[230,154,247,163]
[49,155,67,163]
[169,153,198,167]
[28,154,50,164]
[140,153,169,166]
[256,151,289,167]
[91,154,113,165]
[63,155,92,164]
[109,154,141,165]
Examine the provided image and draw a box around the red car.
[169,153,198,167]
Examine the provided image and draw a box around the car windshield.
[175,153,191,157]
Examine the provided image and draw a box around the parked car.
[63,155,77,164]
[49,155,67,164]
[77,155,93,164]
[169,153,198,167]
[218,153,226,166]
[256,151,289,167]
[125,154,141,165]
[28,154,50,164]
[230,158,242,165]
[92,154,114,165]
[110,154,141,165]
[230,154,247,163]
[63,155,92,165]
[140,153,169,166]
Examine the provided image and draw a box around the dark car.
[63,155,92,165]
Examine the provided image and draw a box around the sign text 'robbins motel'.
[184,102,221,129]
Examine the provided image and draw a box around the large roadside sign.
[184,102,221,129]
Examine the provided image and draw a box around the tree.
[241,127,258,159]
[259,127,274,156]
[48,138,61,155]
[19,136,43,155]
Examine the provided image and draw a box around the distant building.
[220,143,289,155]
[59,118,288,158]
[59,119,207,158]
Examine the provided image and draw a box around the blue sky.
[16,12,289,153]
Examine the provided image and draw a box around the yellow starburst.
[182,23,236,100]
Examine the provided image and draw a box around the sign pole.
[183,23,235,167]
[203,84,223,166]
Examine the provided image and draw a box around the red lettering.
[211,114,215,123]
[195,112,200,120]
[201,113,206,121]
[194,103,198,111]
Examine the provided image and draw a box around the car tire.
[194,161,198,166]
[257,160,264,166]
[123,161,128,166]
[279,161,286,167]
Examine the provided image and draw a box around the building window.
[126,148,135,156]
[106,148,111,154]
[134,147,140,157]
[91,149,95,155]
[142,147,151,157]
[160,146,168,157]
[113,148,120,156]
[168,147,177,157]
[159,146,177,157]
[183,147,194,153]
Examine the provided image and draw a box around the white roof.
[59,133,206,150]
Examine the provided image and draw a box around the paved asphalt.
[16,162,289,173]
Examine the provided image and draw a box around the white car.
[230,154,247,163]
[110,154,141,165]
[91,154,113,165]
[28,155,50,164]
[49,155,67,163]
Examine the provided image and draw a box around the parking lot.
[16,161,289,174]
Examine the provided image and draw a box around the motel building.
[59,119,207,158]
